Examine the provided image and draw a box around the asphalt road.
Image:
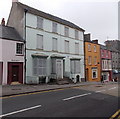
[1,84,119,118]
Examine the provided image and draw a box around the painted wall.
[101,49,112,59]
[25,13,85,83]
[0,39,2,61]
[1,39,24,84]
[85,42,101,82]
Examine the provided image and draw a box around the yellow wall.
[85,42,101,82]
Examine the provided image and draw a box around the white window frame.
[16,43,24,55]
[52,37,58,51]
[92,68,98,79]
[88,56,92,65]
[64,27,69,37]
[36,34,43,50]
[52,22,57,33]
[75,30,79,39]
[94,56,97,65]
[75,43,79,54]
[88,44,91,51]
[71,60,80,74]
[65,40,69,53]
[94,45,97,52]
[37,16,43,29]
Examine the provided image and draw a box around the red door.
[0,62,3,84]
[8,62,23,84]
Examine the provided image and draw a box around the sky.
[0,0,118,44]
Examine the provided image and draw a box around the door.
[0,62,3,84]
[56,59,63,79]
[12,65,19,82]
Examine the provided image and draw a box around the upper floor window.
[88,56,92,65]
[36,34,43,49]
[16,43,24,55]
[75,30,79,39]
[52,37,58,51]
[94,56,97,65]
[75,43,79,54]
[64,27,69,37]
[94,46,97,52]
[52,22,57,33]
[37,16,43,29]
[65,40,69,53]
[88,44,91,51]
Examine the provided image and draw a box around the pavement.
[1,81,118,97]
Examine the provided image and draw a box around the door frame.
[8,62,23,84]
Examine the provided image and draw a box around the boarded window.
[36,34,43,49]
[16,43,24,54]
[37,16,43,29]
[52,37,57,51]
[71,60,80,74]
[33,57,47,76]
[64,27,69,37]
[52,22,57,33]
[65,40,69,53]
[75,43,79,54]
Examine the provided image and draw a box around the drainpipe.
[24,8,28,84]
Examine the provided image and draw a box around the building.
[0,20,24,85]
[7,1,85,84]
[100,45,112,82]
[84,34,101,82]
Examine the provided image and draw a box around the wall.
[2,39,24,84]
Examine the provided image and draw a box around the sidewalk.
[1,81,118,97]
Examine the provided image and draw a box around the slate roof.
[16,2,85,32]
[0,25,23,41]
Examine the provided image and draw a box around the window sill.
[16,54,24,56]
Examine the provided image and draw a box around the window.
[71,60,80,74]
[64,27,69,37]
[65,40,69,53]
[52,22,57,33]
[37,16,43,29]
[92,68,97,79]
[88,56,92,65]
[75,43,79,54]
[33,57,47,76]
[88,44,91,51]
[36,34,43,49]
[16,43,24,54]
[75,30,79,39]
[94,56,97,65]
[94,46,97,52]
[52,37,57,51]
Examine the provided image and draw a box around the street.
[1,83,119,118]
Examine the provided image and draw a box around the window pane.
[16,43,23,54]
[64,27,69,37]
[52,22,57,33]
[37,16,43,29]
[36,34,43,49]
[52,38,57,51]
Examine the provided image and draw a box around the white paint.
[95,90,106,93]
[63,93,91,101]
[0,105,41,118]
[108,87,117,90]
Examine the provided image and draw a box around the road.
[1,83,119,118]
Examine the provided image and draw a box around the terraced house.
[7,1,85,84]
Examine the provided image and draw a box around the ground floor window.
[92,68,97,79]
[71,60,80,74]
[33,57,47,76]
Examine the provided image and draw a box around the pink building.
[100,45,112,81]
[0,23,24,85]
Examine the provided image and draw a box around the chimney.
[92,39,98,44]
[84,34,91,41]
[12,0,18,2]
[1,18,5,26]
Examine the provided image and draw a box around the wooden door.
[12,65,19,82]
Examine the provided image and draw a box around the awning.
[51,54,65,59]
[31,53,48,58]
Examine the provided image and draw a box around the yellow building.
[84,34,101,82]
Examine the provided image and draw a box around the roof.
[0,25,23,41]
[16,2,85,32]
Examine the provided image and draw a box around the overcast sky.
[0,0,118,44]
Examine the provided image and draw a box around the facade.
[7,2,85,84]
[100,45,112,82]
[0,24,24,85]
[84,34,101,82]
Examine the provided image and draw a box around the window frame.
[92,68,98,79]
[64,26,69,37]
[36,34,43,50]
[37,16,43,29]
[16,43,24,55]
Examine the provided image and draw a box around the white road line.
[63,93,91,101]
[0,105,41,118]
[108,87,117,90]
[95,90,106,93]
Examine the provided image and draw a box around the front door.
[56,59,63,79]
[12,65,19,82]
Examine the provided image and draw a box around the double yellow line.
[109,109,120,119]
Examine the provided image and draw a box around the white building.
[7,1,85,84]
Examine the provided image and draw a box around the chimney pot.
[1,18,5,26]
[12,0,18,2]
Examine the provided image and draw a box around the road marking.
[95,90,106,93]
[0,105,41,118]
[108,87,117,90]
[63,93,91,101]
[109,109,120,119]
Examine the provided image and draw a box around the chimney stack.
[12,0,18,2]
[92,39,98,44]
[1,18,5,26]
